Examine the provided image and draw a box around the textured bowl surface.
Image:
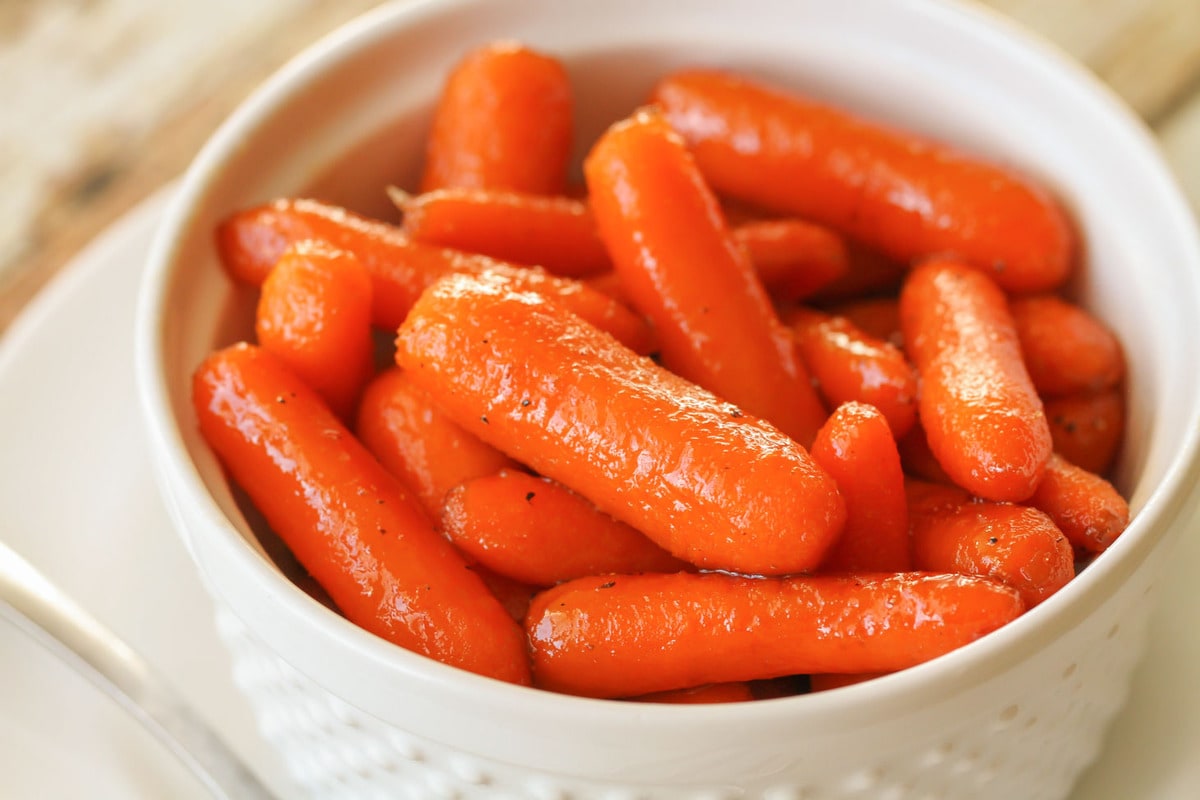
[136,0,1200,797]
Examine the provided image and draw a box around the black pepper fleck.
[525,491,536,502]
[521,399,531,407]
[275,395,287,404]
[598,581,616,589]
[480,415,489,424]
[988,536,998,545]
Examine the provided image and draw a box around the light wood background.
[1,0,1199,333]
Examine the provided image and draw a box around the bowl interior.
[139,0,1200,770]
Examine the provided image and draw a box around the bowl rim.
[135,0,1200,738]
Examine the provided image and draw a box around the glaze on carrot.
[900,260,1052,501]
[217,199,655,352]
[1044,390,1125,475]
[897,422,955,486]
[1026,453,1130,553]
[1011,295,1125,398]
[395,269,846,575]
[788,308,918,438]
[421,42,572,195]
[394,187,610,278]
[441,470,687,586]
[831,297,902,348]
[810,403,911,572]
[584,108,827,446]
[192,343,530,684]
[909,494,1074,607]
[356,367,518,519]
[255,241,374,420]
[652,69,1075,293]
[526,572,1024,698]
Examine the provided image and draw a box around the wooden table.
[2,0,1199,335]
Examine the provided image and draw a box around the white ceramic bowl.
[136,0,1200,797]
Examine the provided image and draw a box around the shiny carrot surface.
[1044,390,1125,475]
[652,69,1075,293]
[1026,453,1129,553]
[527,571,1024,698]
[585,108,826,446]
[733,219,849,301]
[394,269,846,575]
[900,260,1051,501]
[193,343,530,684]
[1011,294,1125,398]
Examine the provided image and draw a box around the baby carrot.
[900,260,1052,501]
[806,243,908,304]
[355,367,518,519]
[395,269,846,575]
[652,69,1075,293]
[909,497,1074,607]
[631,683,756,704]
[217,199,655,352]
[810,402,911,572]
[441,470,687,586]
[1044,390,1125,475]
[732,219,849,301]
[469,564,539,624]
[255,241,374,421]
[1026,453,1130,553]
[788,308,918,438]
[193,343,530,685]
[897,423,956,486]
[421,42,572,195]
[526,571,1024,698]
[904,478,972,516]
[830,297,902,348]
[585,108,826,446]
[393,187,611,278]
[1011,295,1125,398]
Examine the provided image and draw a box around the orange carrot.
[217,199,655,352]
[810,402,911,572]
[1011,295,1125,398]
[631,683,755,704]
[900,260,1052,501]
[1026,453,1130,553]
[469,564,539,624]
[652,69,1075,293]
[1044,390,1125,475]
[584,108,826,445]
[442,470,687,585]
[356,367,518,519]
[909,495,1074,607]
[394,187,610,278]
[809,673,887,692]
[192,343,530,684]
[395,269,846,575]
[788,308,918,438]
[830,297,902,348]
[897,422,956,486]
[526,571,1024,698]
[255,241,374,420]
[904,478,972,516]
[421,42,572,195]
[732,219,849,301]
[807,243,908,304]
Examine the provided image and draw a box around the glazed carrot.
[897,423,955,486]
[583,270,633,306]
[192,343,530,684]
[441,470,687,586]
[909,496,1074,607]
[526,571,1024,698]
[732,219,849,301]
[393,187,610,278]
[1010,295,1125,398]
[421,42,572,195]
[788,308,918,438]
[585,108,826,445]
[631,683,755,704]
[255,241,373,420]
[356,367,518,519]
[830,297,902,348]
[904,479,971,516]
[217,199,655,352]
[900,260,1052,501]
[469,563,539,624]
[807,243,908,304]
[810,402,911,572]
[652,70,1075,293]
[395,269,846,575]
[1044,390,1125,475]
[809,673,887,692]
[1026,453,1130,553]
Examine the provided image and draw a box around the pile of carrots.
[194,42,1130,700]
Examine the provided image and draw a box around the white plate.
[0,189,1196,799]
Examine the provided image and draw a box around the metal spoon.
[0,539,273,799]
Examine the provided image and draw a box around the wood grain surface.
[1,0,1198,334]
